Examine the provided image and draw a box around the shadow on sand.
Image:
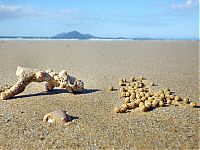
[11,88,101,99]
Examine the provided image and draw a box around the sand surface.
[0,40,199,149]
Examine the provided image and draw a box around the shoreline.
[0,38,199,41]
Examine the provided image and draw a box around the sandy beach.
[0,40,199,149]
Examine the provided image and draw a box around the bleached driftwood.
[0,66,84,100]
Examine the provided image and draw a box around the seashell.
[43,110,72,124]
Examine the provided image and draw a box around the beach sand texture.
[0,40,199,149]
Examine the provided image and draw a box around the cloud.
[0,3,26,19]
[0,2,80,21]
[171,0,199,8]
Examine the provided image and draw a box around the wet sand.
[0,40,199,149]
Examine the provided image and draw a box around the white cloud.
[0,3,24,19]
[0,2,80,21]
[171,0,198,8]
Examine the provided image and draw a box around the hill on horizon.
[53,31,96,39]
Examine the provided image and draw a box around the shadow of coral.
[73,89,101,94]
[11,88,100,99]
[70,115,79,121]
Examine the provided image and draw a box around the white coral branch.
[0,66,84,100]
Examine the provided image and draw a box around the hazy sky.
[0,0,199,39]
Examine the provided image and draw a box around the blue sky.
[0,0,199,39]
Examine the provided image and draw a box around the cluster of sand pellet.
[113,76,197,113]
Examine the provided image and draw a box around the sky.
[0,0,199,39]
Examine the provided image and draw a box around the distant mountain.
[53,31,96,39]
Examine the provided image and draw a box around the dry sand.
[0,40,199,149]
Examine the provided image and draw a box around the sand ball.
[159,101,164,107]
[145,92,151,98]
[122,78,127,82]
[190,101,197,107]
[183,98,190,104]
[140,105,148,112]
[135,99,141,106]
[120,87,126,92]
[160,93,165,99]
[126,92,131,97]
[125,97,130,103]
[170,95,175,100]
[114,107,120,113]
[150,82,154,86]
[122,104,128,109]
[167,99,172,105]
[139,88,144,92]
[130,102,137,109]
[108,86,114,91]
[175,95,181,101]
[130,93,136,99]
[139,102,145,108]
[152,100,159,108]
[120,92,126,98]
[119,81,125,86]
[130,77,135,82]
[140,92,145,97]
[120,107,127,113]
[141,97,146,102]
